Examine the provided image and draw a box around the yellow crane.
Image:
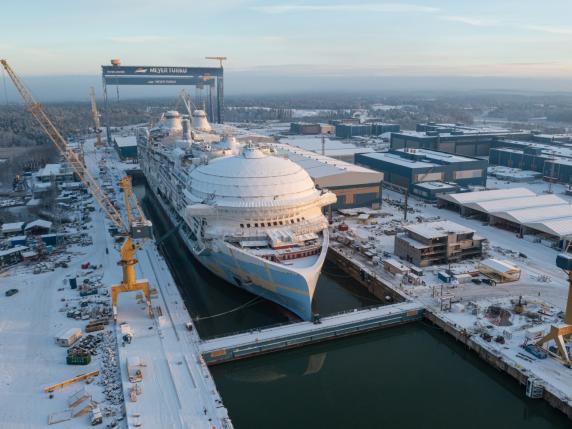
[535,251,572,366]
[90,87,104,148]
[0,59,153,317]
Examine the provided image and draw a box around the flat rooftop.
[406,220,474,239]
[359,148,479,168]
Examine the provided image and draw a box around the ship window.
[279,221,283,225]
[240,224,244,228]
[255,223,259,227]
[290,219,294,224]
[273,221,277,226]
[247,223,251,228]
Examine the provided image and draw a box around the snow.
[479,258,520,274]
[2,222,25,234]
[0,136,233,428]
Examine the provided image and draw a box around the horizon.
[2,0,572,101]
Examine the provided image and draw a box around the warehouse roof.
[24,219,53,231]
[471,194,568,214]
[358,152,438,168]
[494,204,572,225]
[271,144,384,188]
[114,136,138,147]
[280,136,375,157]
[438,188,572,239]
[2,222,25,234]
[438,188,536,205]
[526,218,572,238]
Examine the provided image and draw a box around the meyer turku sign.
[101,65,223,78]
[101,63,224,124]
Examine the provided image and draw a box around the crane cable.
[192,296,261,321]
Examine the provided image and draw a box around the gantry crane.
[90,87,104,148]
[0,59,153,317]
[535,251,572,366]
[205,56,227,68]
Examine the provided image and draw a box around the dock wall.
[327,246,408,303]
[424,310,572,419]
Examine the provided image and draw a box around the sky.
[1,0,572,99]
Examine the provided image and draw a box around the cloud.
[440,15,499,27]
[522,25,572,35]
[107,35,172,44]
[251,3,439,14]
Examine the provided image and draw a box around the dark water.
[134,180,570,428]
[211,324,570,429]
[134,182,381,338]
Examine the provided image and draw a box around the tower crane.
[0,59,153,317]
[90,87,104,148]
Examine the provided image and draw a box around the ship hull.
[147,179,325,320]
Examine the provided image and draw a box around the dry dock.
[200,302,424,365]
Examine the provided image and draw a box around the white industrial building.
[438,188,572,248]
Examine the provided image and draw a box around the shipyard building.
[335,122,400,139]
[437,188,572,249]
[391,123,530,156]
[394,220,484,267]
[289,122,335,135]
[490,139,572,183]
[113,135,138,160]
[355,149,488,195]
[272,144,384,210]
[280,136,375,163]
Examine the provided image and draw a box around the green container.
[66,354,91,365]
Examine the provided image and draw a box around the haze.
[1,0,572,101]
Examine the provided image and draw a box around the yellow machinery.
[90,87,104,148]
[535,251,572,366]
[1,59,153,317]
[44,370,100,393]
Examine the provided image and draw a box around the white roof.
[439,188,536,205]
[495,204,572,225]
[114,135,137,147]
[272,143,384,187]
[526,218,572,238]
[2,222,25,233]
[37,163,62,177]
[0,245,27,257]
[472,194,568,214]
[480,258,520,274]
[440,187,572,239]
[24,219,53,230]
[406,220,474,238]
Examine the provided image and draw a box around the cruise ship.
[138,110,336,320]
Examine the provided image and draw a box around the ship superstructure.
[139,111,336,319]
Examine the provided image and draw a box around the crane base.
[536,324,572,366]
[111,279,153,319]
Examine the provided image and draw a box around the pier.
[200,302,424,365]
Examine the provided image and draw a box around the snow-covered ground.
[0,137,232,428]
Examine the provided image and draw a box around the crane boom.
[90,87,104,148]
[1,59,153,317]
[0,59,125,231]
